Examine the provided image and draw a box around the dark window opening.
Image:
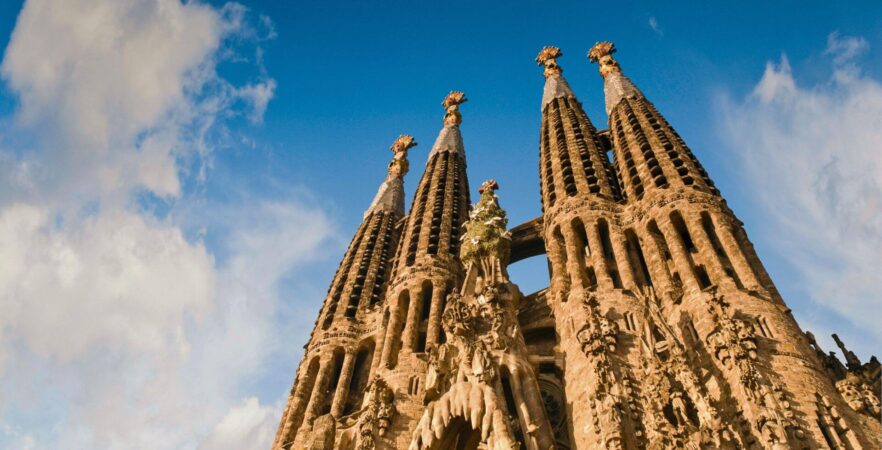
[598,219,622,288]
[625,229,653,287]
[695,265,712,289]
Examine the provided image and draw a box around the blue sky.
[0,1,880,448]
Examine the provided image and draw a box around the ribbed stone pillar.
[330,350,357,417]
[658,218,701,293]
[684,211,735,290]
[561,225,587,290]
[586,220,614,289]
[712,213,761,290]
[425,281,446,348]
[303,355,333,425]
[380,296,405,368]
[609,227,637,290]
[636,227,674,293]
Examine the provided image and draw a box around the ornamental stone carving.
[354,377,397,450]
[576,293,619,358]
[442,91,467,127]
[837,373,881,419]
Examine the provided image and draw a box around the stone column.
[330,350,357,417]
[711,213,761,290]
[546,229,569,294]
[426,280,446,348]
[275,381,308,447]
[657,218,701,294]
[684,211,735,290]
[513,367,556,450]
[609,227,637,290]
[380,296,404,368]
[586,220,614,290]
[508,372,539,450]
[401,282,422,351]
[303,354,333,425]
[635,227,674,293]
[369,334,384,373]
[561,224,587,290]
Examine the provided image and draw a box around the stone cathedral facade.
[271,43,881,450]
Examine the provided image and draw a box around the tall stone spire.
[587,41,644,115]
[271,135,414,450]
[380,90,472,366]
[535,46,621,210]
[427,91,467,159]
[536,45,575,108]
[589,41,719,200]
[365,135,417,218]
[393,91,471,271]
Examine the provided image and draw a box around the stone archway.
[430,418,483,450]
[408,381,518,450]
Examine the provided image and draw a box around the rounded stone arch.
[508,216,552,296]
[428,417,483,450]
[509,217,545,264]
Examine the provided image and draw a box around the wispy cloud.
[824,31,868,65]
[716,32,882,359]
[648,16,663,36]
[0,1,332,449]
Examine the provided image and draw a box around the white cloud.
[824,31,868,65]
[751,56,796,103]
[199,397,278,450]
[0,204,215,365]
[648,16,663,36]
[0,0,276,205]
[0,1,332,449]
[718,32,882,357]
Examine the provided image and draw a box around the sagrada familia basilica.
[270,42,881,449]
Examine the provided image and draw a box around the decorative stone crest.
[535,45,563,78]
[388,134,416,178]
[365,134,416,217]
[442,91,467,127]
[588,41,621,77]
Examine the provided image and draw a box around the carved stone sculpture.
[576,294,619,358]
[353,377,397,450]
[837,373,882,419]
